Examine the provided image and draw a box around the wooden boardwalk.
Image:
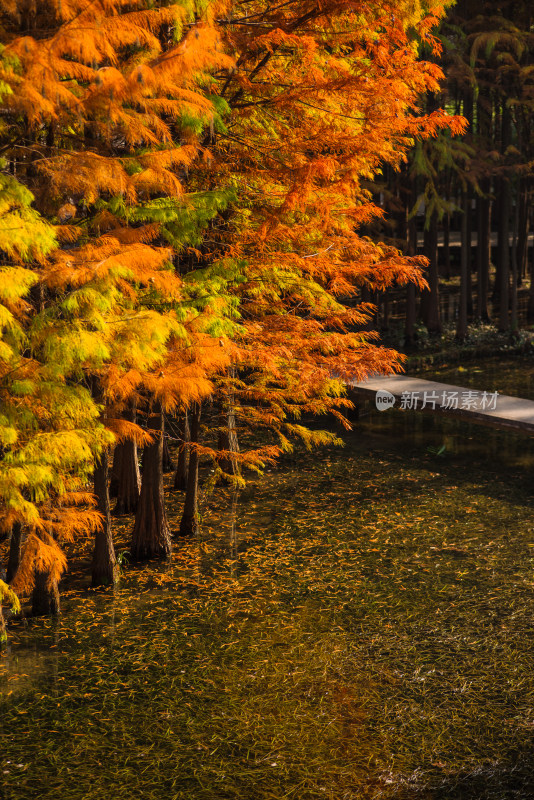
[350,375,534,435]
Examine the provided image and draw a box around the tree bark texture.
[113,439,141,515]
[32,568,60,616]
[131,407,172,560]
[179,402,202,537]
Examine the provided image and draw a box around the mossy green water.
[2,359,534,800]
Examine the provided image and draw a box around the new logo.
[375,390,395,411]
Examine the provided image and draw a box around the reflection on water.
[357,356,534,470]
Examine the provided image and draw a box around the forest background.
[0,0,528,631]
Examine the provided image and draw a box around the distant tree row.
[366,0,534,343]
[0,0,464,633]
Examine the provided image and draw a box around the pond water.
[3,357,534,800]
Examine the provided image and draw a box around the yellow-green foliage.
[0,165,111,595]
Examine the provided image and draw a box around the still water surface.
[2,357,534,800]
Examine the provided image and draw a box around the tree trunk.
[217,398,240,483]
[477,185,491,321]
[32,569,60,616]
[162,431,175,473]
[381,290,389,331]
[113,440,141,515]
[131,405,172,560]
[517,179,529,286]
[92,447,117,587]
[442,210,451,279]
[511,184,519,332]
[113,404,141,515]
[405,283,417,349]
[179,402,202,537]
[173,410,190,491]
[404,180,418,349]
[476,89,492,321]
[90,376,117,587]
[466,196,474,317]
[497,179,511,331]
[6,522,22,583]
[497,101,511,332]
[527,225,534,323]
[109,446,120,499]
[421,213,441,334]
[456,193,469,341]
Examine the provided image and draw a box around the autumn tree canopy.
[0,0,464,617]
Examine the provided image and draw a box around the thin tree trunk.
[173,410,190,491]
[360,285,374,331]
[179,402,202,537]
[381,290,389,331]
[476,88,492,321]
[92,447,117,586]
[527,218,534,323]
[497,101,511,331]
[517,179,529,286]
[497,179,511,331]
[511,186,519,332]
[511,247,519,332]
[217,396,240,482]
[6,522,22,583]
[90,376,117,587]
[462,88,474,317]
[421,212,441,333]
[162,431,175,473]
[456,193,469,341]
[477,186,491,321]
[466,196,474,317]
[442,210,451,279]
[405,283,417,348]
[32,569,60,616]
[131,405,172,560]
[404,181,418,349]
